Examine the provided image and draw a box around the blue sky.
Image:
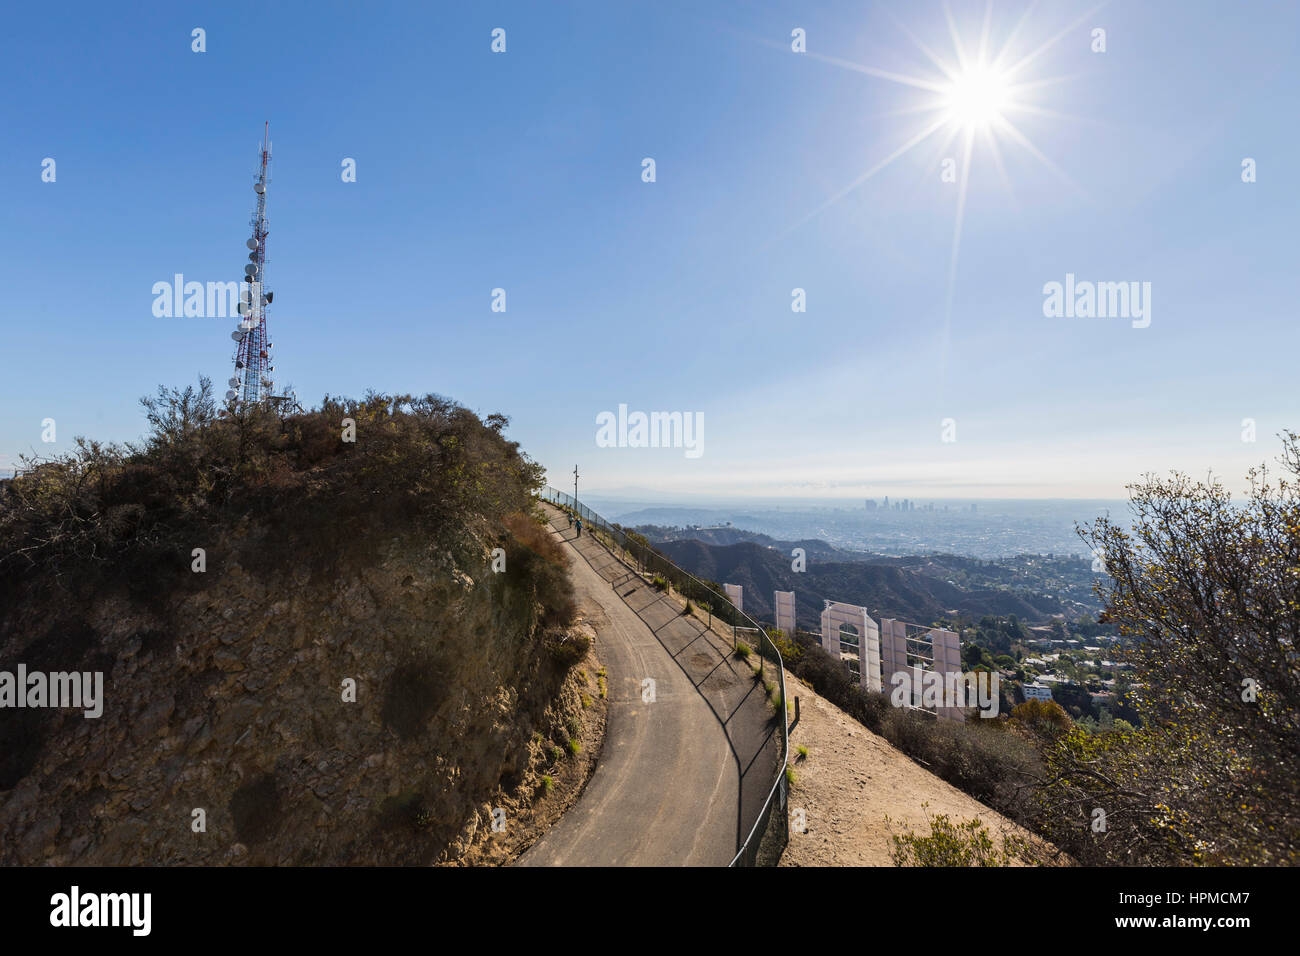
[3,0,1297,498]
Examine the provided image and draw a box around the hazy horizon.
[573,487,1128,508]
[567,491,1126,560]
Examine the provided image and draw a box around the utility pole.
[573,464,579,507]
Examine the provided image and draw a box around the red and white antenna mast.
[228,122,278,405]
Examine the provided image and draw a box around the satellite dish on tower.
[254,183,265,193]
[231,330,243,341]
[228,377,239,387]
[246,238,257,250]
[226,390,237,400]
[244,264,258,277]
[265,291,274,304]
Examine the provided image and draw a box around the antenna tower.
[227,123,279,405]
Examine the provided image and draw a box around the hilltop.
[0,380,597,864]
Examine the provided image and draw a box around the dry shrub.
[502,511,576,629]
[0,379,548,621]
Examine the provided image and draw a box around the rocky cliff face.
[0,526,586,865]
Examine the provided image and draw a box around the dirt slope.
[780,671,1043,866]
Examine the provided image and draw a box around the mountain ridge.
[648,537,1087,627]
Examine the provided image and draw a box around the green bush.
[768,629,803,664]
[889,805,1033,867]
[547,630,591,670]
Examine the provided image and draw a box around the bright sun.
[786,1,1088,241]
[778,3,1093,393]
[941,64,1011,130]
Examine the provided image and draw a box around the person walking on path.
[567,513,573,528]
[575,518,582,538]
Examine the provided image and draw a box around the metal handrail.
[538,485,789,866]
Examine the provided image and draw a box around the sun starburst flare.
[775,1,1107,398]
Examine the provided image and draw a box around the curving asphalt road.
[517,507,740,867]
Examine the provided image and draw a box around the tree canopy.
[1036,432,1300,864]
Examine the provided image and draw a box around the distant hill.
[650,538,1079,628]
[635,523,849,559]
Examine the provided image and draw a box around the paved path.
[518,507,741,866]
